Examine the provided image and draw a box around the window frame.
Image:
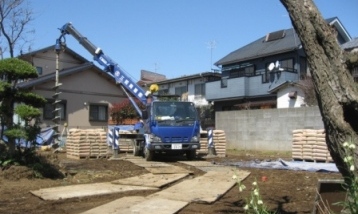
[194,83,205,96]
[89,103,108,122]
[278,58,295,72]
[43,99,66,120]
[36,66,43,75]
[158,89,169,95]
[262,64,270,83]
[221,77,228,88]
[174,86,187,96]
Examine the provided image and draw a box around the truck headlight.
[150,134,162,143]
[191,136,199,143]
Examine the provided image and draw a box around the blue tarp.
[225,158,339,172]
[2,127,55,148]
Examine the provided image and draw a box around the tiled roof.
[18,45,89,63]
[215,28,301,66]
[341,37,358,49]
[153,72,221,84]
[215,17,351,66]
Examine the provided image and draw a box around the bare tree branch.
[0,0,34,58]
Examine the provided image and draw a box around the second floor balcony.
[206,70,299,100]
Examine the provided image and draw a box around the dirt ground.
[0,150,343,214]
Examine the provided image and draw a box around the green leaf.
[4,128,27,140]
[0,58,38,79]
[15,104,41,119]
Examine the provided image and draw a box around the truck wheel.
[144,147,154,161]
[133,145,140,156]
[133,141,141,156]
[186,150,196,160]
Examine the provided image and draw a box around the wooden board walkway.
[31,156,250,214]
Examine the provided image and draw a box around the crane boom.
[55,22,148,117]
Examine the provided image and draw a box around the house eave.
[154,72,221,84]
[18,62,96,89]
[267,81,298,93]
[207,94,276,102]
[216,47,300,66]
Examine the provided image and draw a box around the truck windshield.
[152,101,197,121]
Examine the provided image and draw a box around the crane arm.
[55,23,148,117]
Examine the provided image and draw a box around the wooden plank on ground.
[146,166,193,174]
[81,196,188,214]
[178,161,216,167]
[149,169,250,203]
[30,182,158,201]
[124,158,172,168]
[111,173,189,188]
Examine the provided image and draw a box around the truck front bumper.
[146,142,200,151]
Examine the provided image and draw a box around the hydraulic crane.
[55,23,201,161]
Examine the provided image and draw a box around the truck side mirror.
[142,110,148,120]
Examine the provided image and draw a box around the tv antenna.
[207,40,217,71]
[154,62,160,73]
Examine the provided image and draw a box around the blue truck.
[56,23,201,161]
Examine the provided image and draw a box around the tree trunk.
[280,0,358,179]
[3,99,16,155]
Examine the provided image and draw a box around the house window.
[89,104,108,121]
[352,67,358,83]
[300,57,307,79]
[279,58,294,72]
[43,99,66,120]
[36,66,43,75]
[221,77,228,88]
[229,70,240,78]
[244,66,255,76]
[158,89,169,95]
[175,86,187,96]
[194,83,205,96]
[228,64,255,78]
[262,71,269,83]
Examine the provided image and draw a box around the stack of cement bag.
[199,130,227,157]
[292,129,333,162]
[198,131,208,155]
[66,129,108,159]
[116,130,135,152]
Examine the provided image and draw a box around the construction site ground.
[0,150,342,214]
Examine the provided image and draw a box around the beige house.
[18,45,127,131]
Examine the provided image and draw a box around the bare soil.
[0,150,342,214]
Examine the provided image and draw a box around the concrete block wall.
[216,106,324,151]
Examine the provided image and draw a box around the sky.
[10,1,358,81]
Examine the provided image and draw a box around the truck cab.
[137,101,201,161]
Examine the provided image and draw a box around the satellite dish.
[268,63,275,71]
[275,61,280,69]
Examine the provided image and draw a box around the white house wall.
[276,86,305,108]
[163,78,209,106]
[188,78,209,106]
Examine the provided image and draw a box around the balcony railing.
[206,70,299,100]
